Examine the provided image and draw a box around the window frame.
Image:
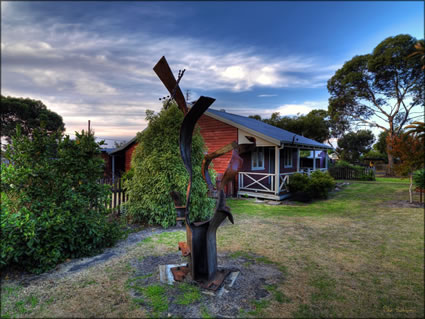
[251,147,265,170]
[283,148,293,168]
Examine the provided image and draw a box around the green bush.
[1,128,123,273]
[288,171,335,200]
[287,173,310,193]
[306,171,336,199]
[413,169,425,189]
[124,103,215,228]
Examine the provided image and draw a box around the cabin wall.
[239,147,274,190]
[101,153,113,178]
[198,114,238,196]
[280,147,298,173]
[125,143,138,172]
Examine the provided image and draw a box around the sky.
[1,1,424,147]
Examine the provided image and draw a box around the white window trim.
[251,147,265,170]
[284,148,293,168]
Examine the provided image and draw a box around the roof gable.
[205,108,332,149]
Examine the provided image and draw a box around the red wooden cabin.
[103,109,332,200]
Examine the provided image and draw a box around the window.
[251,147,264,170]
[284,148,293,168]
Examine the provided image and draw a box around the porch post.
[313,149,316,171]
[297,148,300,172]
[325,151,328,170]
[112,155,115,183]
[275,145,280,195]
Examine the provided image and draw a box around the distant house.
[102,136,138,179]
[103,109,332,200]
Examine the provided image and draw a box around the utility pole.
[185,89,191,103]
[88,120,91,134]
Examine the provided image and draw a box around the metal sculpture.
[153,56,255,290]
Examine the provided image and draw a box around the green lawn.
[1,178,423,318]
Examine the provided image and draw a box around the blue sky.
[1,1,423,146]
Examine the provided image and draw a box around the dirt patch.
[382,200,424,208]
[127,252,286,318]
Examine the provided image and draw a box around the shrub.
[1,128,123,273]
[288,171,335,200]
[413,169,425,189]
[124,103,215,228]
[287,173,310,193]
[306,171,336,199]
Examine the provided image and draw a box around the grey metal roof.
[100,148,116,154]
[205,108,332,149]
[109,136,138,155]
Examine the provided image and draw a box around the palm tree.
[405,121,425,141]
[408,40,425,70]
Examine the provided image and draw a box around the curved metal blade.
[153,56,188,114]
[179,96,215,213]
[201,141,238,192]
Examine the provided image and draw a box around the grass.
[1,178,423,318]
[176,283,201,305]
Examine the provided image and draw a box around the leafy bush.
[288,171,335,200]
[124,103,215,228]
[1,128,123,273]
[307,170,336,199]
[334,160,356,169]
[287,173,310,193]
[413,169,425,189]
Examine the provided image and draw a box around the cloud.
[1,2,339,145]
[257,94,278,98]
[266,101,328,116]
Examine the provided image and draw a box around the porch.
[237,145,329,200]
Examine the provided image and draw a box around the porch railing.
[239,168,329,195]
[238,172,276,193]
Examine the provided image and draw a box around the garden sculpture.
[153,56,256,290]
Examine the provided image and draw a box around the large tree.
[250,109,332,143]
[327,34,424,173]
[1,95,65,143]
[337,130,375,163]
[124,102,215,228]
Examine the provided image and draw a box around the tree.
[408,40,425,70]
[337,130,375,163]
[388,133,424,203]
[405,121,425,141]
[327,34,424,173]
[124,102,215,228]
[251,109,332,143]
[1,95,65,143]
[373,131,388,157]
[114,140,127,148]
[1,127,122,273]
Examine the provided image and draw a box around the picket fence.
[99,177,128,215]
[328,167,375,180]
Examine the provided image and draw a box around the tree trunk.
[386,152,394,176]
[409,174,413,203]
[386,129,394,176]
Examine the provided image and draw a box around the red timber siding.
[101,153,112,178]
[198,114,238,196]
[125,143,138,172]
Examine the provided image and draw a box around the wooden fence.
[99,177,128,215]
[328,167,375,180]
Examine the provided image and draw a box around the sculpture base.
[162,264,236,291]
